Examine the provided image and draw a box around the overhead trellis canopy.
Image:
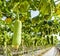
[0,0,60,46]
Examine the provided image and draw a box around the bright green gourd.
[12,20,22,49]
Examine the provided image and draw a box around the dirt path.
[42,47,58,56]
[0,47,59,56]
[56,49,60,56]
[22,47,51,56]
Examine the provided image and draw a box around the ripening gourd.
[12,20,22,49]
[5,18,12,24]
[55,3,60,16]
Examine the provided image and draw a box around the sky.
[31,10,39,18]
[55,0,60,4]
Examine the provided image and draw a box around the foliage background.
[0,0,60,48]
